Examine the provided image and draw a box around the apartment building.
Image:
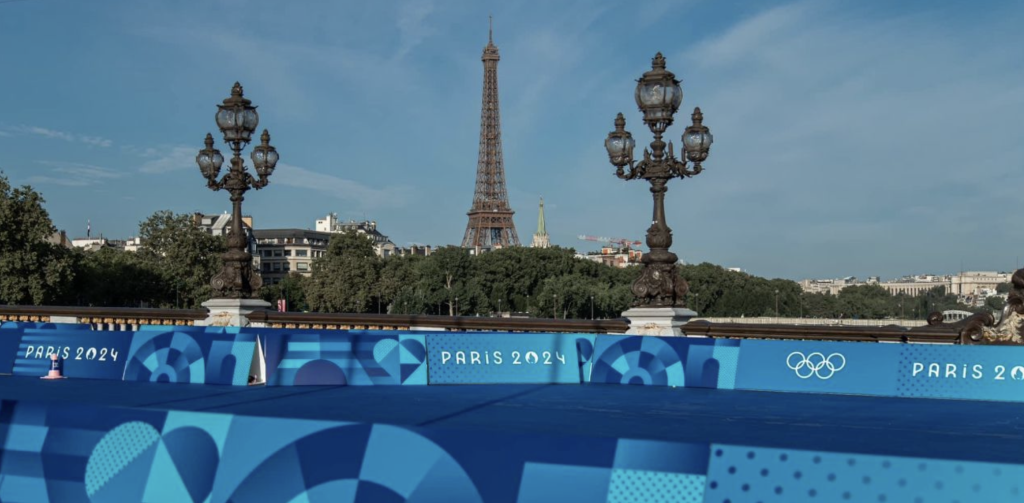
[252,229,331,285]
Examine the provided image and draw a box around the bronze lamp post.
[605,53,713,308]
[196,82,279,299]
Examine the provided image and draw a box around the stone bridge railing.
[0,304,984,344]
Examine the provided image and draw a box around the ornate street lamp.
[197,82,279,299]
[605,53,713,308]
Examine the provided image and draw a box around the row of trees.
[265,233,636,319]
[265,232,1001,320]
[3,173,1004,319]
[1,174,223,309]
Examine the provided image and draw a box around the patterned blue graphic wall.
[0,399,711,503]
[585,335,1024,403]
[5,324,1024,401]
[122,329,256,385]
[0,398,1021,502]
[586,336,740,389]
[704,444,1024,503]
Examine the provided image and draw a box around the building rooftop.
[253,229,332,240]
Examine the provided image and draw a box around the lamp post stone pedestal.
[201,298,270,327]
[622,307,697,337]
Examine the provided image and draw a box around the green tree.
[136,210,225,308]
[835,284,893,319]
[261,273,309,312]
[0,174,77,305]
[417,246,477,315]
[800,292,839,318]
[985,295,1006,312]
[378,255,423,314]
[75,247,163,307]
[304,232,380,313]
[538,274,605,319]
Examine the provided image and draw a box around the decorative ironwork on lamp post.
[605,53,713,308]
[196,82,279,299]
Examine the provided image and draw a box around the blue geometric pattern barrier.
[263,331,426,386]
[587,336,740,389]
[122,329,256,386]
[5,326,1024,400]
[0,398,1020,502]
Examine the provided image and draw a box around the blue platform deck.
[3,377,1022,465]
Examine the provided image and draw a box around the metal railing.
[0,305,205,330]
[0,304,963,344]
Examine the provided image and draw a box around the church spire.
[536,197,546,236]
[531,197,550,248]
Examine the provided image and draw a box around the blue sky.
[1,0,1021,281]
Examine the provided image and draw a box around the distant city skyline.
[1,0,1021,281]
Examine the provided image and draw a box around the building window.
[274,250,283,257]
[284,250,292,257]
[297,262,309,271]
[296,249,308,257]
[262,263,270,272]
[272,263,281,272]
[283,263,290,272]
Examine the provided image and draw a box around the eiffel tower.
[462,19,520,250]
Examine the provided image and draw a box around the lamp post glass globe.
[683,128,712,152]
[216,82,259,145]
[682,108,713,164]
[634,53,682,127]
[605,113,635,167]
[196,134,224,180]
[251,129,280,178]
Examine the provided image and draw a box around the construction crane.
[577,235,643,251]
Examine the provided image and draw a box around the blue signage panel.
[425,332,580,384]
[896,344,1024,402]
[12,329,133,380]
[734,340,901,397]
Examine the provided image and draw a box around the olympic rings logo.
[786,351,846,380]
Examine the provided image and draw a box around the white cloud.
[79,136,114,148]
[24,176,92,187]
[394,0,435,60]
[8,125,113,147]
[273,163,414,210]
[130,11,423,120]
[139,146,197,174]
[28,161,123,186]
